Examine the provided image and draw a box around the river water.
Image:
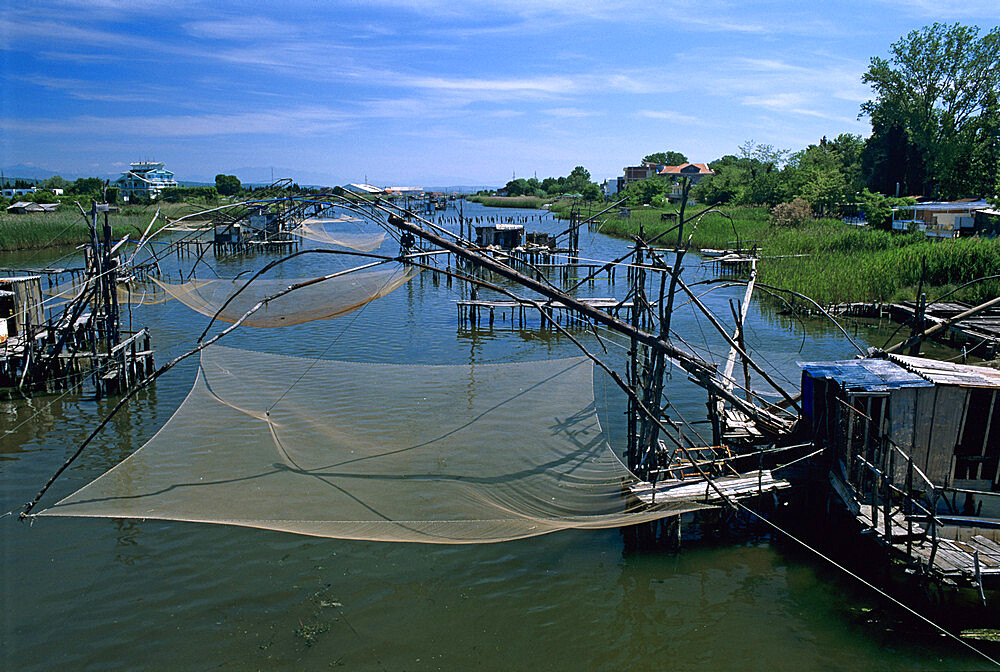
[0,201,985,670]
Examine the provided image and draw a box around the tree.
[71,177,104,197]
[643,151,688,166]
[42,175,71,191]
[621,177,669,205]
[797,167,851,215]
[215,174,242,196]
[861,23,1000,198]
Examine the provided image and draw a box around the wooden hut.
[801,354,1000,515]
[475,223,523,250]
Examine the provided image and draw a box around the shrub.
[771,198,813,227]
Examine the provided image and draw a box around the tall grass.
[0,207,168,251]
[467,195,554,209]
[583,204,1000,306]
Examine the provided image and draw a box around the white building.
[1,187,38,198]
[116,161,179,201]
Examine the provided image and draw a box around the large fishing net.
[292,219,387,252]
[150,263,419,327]
[38,346,704,542]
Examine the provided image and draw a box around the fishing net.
[38,346,704,543]
[45,279,173,306]
[292,220,387,252]
[150,263,418,327]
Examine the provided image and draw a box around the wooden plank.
[927,386,966,483]
[913,387,937,475]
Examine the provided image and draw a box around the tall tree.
[642,151,688,166]
[861,23,1000,198]
[215,174,242,196]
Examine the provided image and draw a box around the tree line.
[499,23,998,227]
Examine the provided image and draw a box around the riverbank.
[0,206,175,251]
[562,202,1000,306]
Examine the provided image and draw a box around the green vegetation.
[466,195,554,209]
[0,206,172,251]
[579,204,1000,306]
[214,173,242,196]
[495,166,601,200]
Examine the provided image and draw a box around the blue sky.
[1,1,997,187]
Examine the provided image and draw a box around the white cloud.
[636,110,699,124]
[542,108,599,118]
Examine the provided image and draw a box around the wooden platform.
[890,301,1000,358]
[629,470,791,507]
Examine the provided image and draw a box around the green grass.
[582,204,1000,306]
[0,206,170,251]
[467,195,554,209]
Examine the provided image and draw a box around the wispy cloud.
[0,107,359,137]
[636,110,700,124]
[542,107,600,118]
[24,76,172,103]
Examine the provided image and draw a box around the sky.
[1,1,997,187]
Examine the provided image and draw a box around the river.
[0,200,984,670]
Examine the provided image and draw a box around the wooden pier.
[456,297,633,328]
[890,300,1000,358]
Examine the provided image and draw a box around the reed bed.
[586,205,1000,306]
[467,195,553,209]
[0,208,168,251]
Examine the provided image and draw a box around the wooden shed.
[801,354,1000,513]
[0,276,45,337]
[475,223,524,250]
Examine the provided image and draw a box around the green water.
[0,203,988,670]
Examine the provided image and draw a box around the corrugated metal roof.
[887,353,1000,389]
[798,358,932,392]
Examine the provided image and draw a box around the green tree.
[215,174,242,196]
[42,175,71,191]
[71,177,104,197]
[861,23,1000,198]
[620,177,669,205]
[797,167,851,215]
[642,151,688,166]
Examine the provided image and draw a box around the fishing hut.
[475,223,523,250]
[802,354,1000,594]
[1,203,155,395]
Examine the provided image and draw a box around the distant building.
[603,178,623,198]
[622,162,660,184]
[6,201,58,214]
[891,199,992,238]
[116,161,179,201]
[658,163,714,184]
[1,187,38,198]
[658,163,714,201]
[384,186,424,195]
[344,183,385,195]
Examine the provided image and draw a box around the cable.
[738,501,1000,668]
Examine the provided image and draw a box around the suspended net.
[45,279,174,306]
[291,220,387,252]
[150,263,419,327]
[38,346,705,543]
